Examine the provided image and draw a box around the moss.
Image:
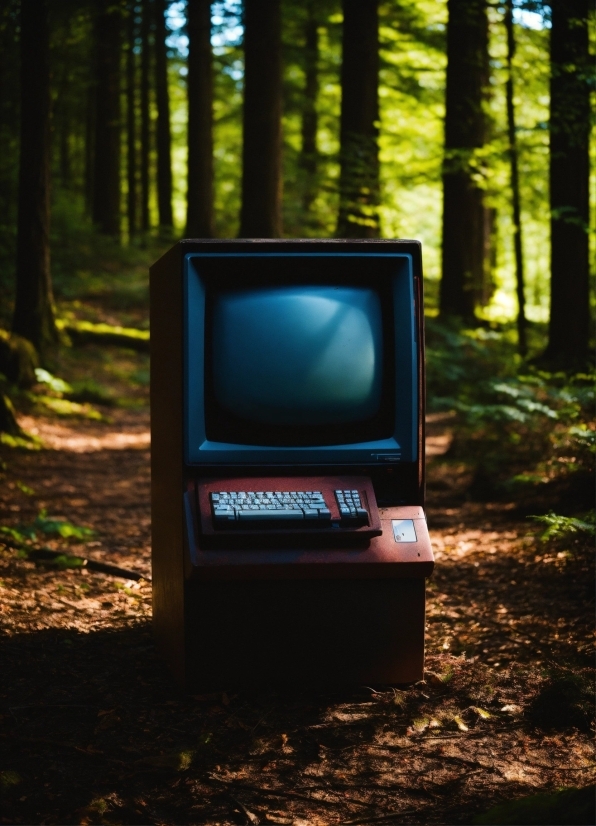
[57,319,149,352]
[0,329,38,387]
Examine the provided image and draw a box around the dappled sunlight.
[1,407,593,824]
[17,415,150,453]
[425,411,454,456]
[425,433,452,456]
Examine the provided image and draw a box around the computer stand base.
[164,496,435,690]
[183,575,426,690]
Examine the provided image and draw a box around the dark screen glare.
[211,286,383,428]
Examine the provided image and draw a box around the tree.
[439,0,489,320]
[92,0,122,237]
[299,0,319,229]
[12,0,58,356]
[154,0,174,234]
[126,0,137,239]
[504,0,526,356]
[544,0,591,367]
[186,0,214,238]
[336,0,380,239]
[139,0,151,233]
[84,69,95,218]
[239,0,283,238]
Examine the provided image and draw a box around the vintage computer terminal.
[150,239,434,688]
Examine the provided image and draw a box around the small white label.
[392,519,417,543]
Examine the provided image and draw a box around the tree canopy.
[0,0,592,365]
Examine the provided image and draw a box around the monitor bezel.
[184,251,418,467]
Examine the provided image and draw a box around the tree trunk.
[544,0,590,368]
[186,0,214,238]
[439,0,489,320]
[12,0,58,356]
[299,0,319,228]
[92,0,122,238]
[126,0,137,239]
[154,0,173,233]
[481,205,497,306]
[336,0,380,239]
[239,0,282,238]
[140,0,151,233]
[84,78,95,217]
[59,114,71,190]
[505,0,526,356]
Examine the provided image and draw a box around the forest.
[0,1,594,825]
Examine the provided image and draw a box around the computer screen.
[184,251,418,467]
[206,285,393,447]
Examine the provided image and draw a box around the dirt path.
[0,408,593,824]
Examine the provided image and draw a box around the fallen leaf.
[453,715,469,731]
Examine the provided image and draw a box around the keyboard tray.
[197,476,383,541]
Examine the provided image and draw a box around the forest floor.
[0,343,594,826]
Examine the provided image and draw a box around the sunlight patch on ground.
[430,529,520,561]
[426,433,452,456]
[18,417,150,453]
[426,411,454,456]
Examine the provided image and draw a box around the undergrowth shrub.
[528,666,594,733]
[425,319,595,503]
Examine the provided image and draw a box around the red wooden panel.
[186,478,434,581]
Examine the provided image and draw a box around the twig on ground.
[208,778,346,809]
[339,809,418,825]
[26,547,149,581]
[230,794,260,825]
[424,751,505,777]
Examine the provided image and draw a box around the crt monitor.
[149,239,431,687]
[184,249,420,468]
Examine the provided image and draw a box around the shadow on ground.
[1,623,594,825]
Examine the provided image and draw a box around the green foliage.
[130,368,150,387]
[530,511,596,542]
[0,391,21,437]
[35,367,72,394]
[49,553,86,570]
[33,395,103,421]
[0,511,95,549]
[0,330,39,387]
[0,0,587,327]
[0,770,22,791]
[427,319,595,491]
[426,317,518,402]
[0,432,43,450]
[33,509,95,541]
[66,378,116,406]
[58,319,150,350]
[0,524,35,547]
[29,366,111,418]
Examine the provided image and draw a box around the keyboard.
[198,476,383,540]
[211,489,368,526]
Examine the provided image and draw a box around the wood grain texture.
[150,243,186,683]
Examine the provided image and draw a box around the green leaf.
[34,368,72,394]
[33,511,95,541]
[529,511,596,541]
